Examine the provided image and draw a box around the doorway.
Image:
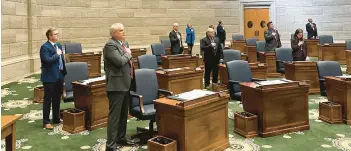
[244,8,270,41]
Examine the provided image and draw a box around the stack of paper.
[81,75,106,85]
[175,89,216,101]
[256,80,287,86]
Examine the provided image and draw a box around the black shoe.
[116,138,136,145]
[52,119,62,124]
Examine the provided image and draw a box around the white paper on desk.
[256,80,287,86]
[336,75,351,78]
[163,68,182,72]
[81,75,106,85]
[175,89,216,100]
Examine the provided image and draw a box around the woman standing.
[291,29,308,61]
[186,23,195,54]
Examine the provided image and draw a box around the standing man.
[264,21,282,51]
[103,23,135,151]
[185,23,195,54]
[306,18,318,39]
[200,28,223,89]
[216,20,226,47]
[169,23,183,55]
[40,27,66,130]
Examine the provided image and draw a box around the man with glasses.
[40,27,67,130]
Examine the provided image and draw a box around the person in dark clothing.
[216,21,226,47]
[200,28,224,88]
[291,28,308,61]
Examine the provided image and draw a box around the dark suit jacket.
[40,41,67,82]
[291,38,307,61]
[103,38,133,92]
[264,29,282,51]
[306,23,318,39]
[216,24,226,41]
[200,36,223,63]
[169,30,183,54]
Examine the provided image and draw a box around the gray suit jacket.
[264,29,282,51]
[103,38,133,92]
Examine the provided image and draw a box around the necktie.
[121,43,133,78]
[54,44,63,70]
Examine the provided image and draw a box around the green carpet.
[1,65,350,151]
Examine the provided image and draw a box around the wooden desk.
[245,45,257,63]
[154,91,229,151]
[346,50,351,74]
[318,43,346,64]
[156,68,203,94]
[165,47,189,55]
[258,51,281,77]
[161,55,198,69]
[69,53,102,78]
[2,115,22,151]
[325,76,351,125]
[240,81,310,137]
[284,61,320,94]
[218,63,267,85]
[72,79,108,130]
[231,40,246,53]
[305,39,319,57]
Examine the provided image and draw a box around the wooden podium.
[305,39,319,57]
[258,51,281,77]
[325,76,351,125]
[2,115,22,151]
[318,43,346,64]
[245,45,257,63]
[231,40,246,53]
[130,48,147,69]
[284,61,320,94]
[154,91,230,151]
[240,81,310,137]
[69,53,102,78]
[346,50,351,74]
[161,55,198,69]
[156,68,203,94]
[218,63,267,85]
[72,79,108,130]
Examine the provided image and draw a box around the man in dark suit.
[201,28,224,88]
[306,18,318,39]
[216,20,226,47]
[103,23,135,151]
[40,27,67,130]
[264,22,282,51]
[169,23,183,55]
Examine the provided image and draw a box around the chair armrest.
[228,80,240,85]
[158,89,173,97]
[130,91,145,114]
[252,78,265,82]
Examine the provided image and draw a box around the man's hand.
[57,49,62,55]
[125,48,131,55]
[272,32,276,36]
[211,42,216,47]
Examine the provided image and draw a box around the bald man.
[200,28,223,88]
[169,23,183,54]
[306,18,318,39]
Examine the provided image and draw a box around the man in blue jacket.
[40,27,67,130]
[185,23,195,54]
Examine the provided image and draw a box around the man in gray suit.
[103,23,135,151]
[264,21,282,51]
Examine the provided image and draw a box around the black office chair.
[223,49,241,63]
[226,60,265,101]
[151,43,167,65]
[275,48,294,74]
[63,62,89,102]
[319,35,334,45]
[232,34,244,41]
[64,43,82,54]
[316,61,343,96]
[137,54,158,70]
[346,40,351,50]
[130,69,173,142]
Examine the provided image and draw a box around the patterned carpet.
[1,65,350,151]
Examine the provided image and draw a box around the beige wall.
[1,0,241,82]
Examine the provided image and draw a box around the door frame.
[239,0,276,36]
